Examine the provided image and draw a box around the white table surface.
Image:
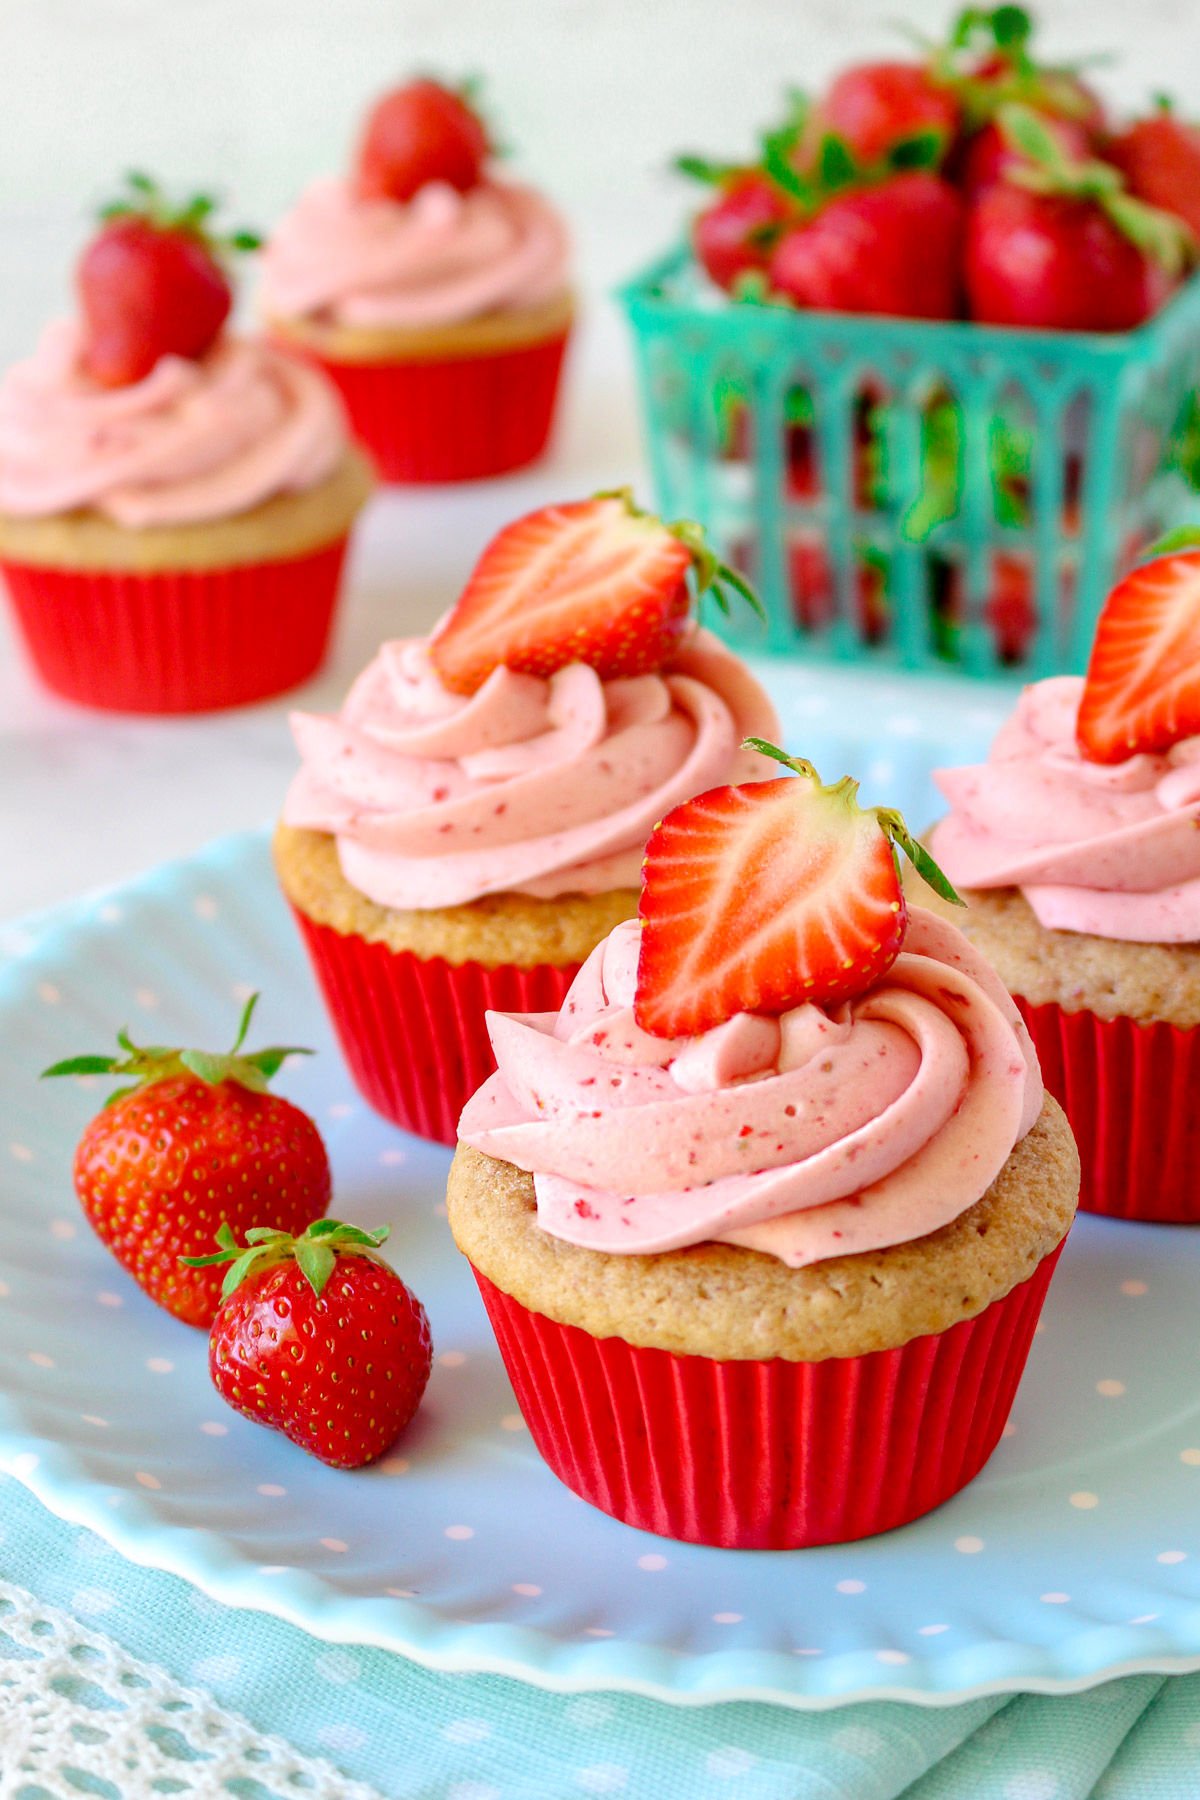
[0,0,1190,922]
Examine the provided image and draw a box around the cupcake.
[276,490,779,1146]
[924,545,1200,1222]
[0,176,372,715]
[449,747,1078,1549]
[260,79,572,484]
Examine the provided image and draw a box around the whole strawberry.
[78,173,258,388]
[42,994,329,1327]
[768,172,964,320]
[188,1221,432,1468]
[965,107,1193,331]
[355,78,490,202]
[805,61,960,169]
[678,163,796,293]
[1108,101,1200,242]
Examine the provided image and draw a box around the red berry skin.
[813,62,960,167]
[77,219,232,388]
[208,1256,433,1468]
[73,1076,331,1327]
[769,174,964,320]
[355,79,488,203]
[1108,114,1200,241]
[959,114,1092,199]
[965,184,1175,332]
[693,175,794,291]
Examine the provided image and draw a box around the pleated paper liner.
[289,905,581,1145]
[471,1240,1066,1549]
[1018,997,1200,1223]
[2,536,349,715]
[295,331,569,484]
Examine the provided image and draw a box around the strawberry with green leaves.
[429,489,763,696]
[355,78,490,202]
[186,1221,432,1468]
[1108,99,1200,243]
[1076,539,1200,764]
[633,741,961,1039]
[804,61,961,171]
[965,106,1194,330]
[43,995,329,1327]
[676,160,799,293]
[78,173,259,388]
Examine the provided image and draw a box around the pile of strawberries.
[685,4,1200,333]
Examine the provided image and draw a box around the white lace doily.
[0,1577,384,1799]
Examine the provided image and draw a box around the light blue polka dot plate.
[3,679,1200,1710]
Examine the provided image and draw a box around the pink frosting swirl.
[0,321,347,525]
[458,907,1042,1268]
[259,178,570,329]
[282,628,780,908]
[932,676,1200,942]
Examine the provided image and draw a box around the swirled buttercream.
[283,629,780,908]
[0,321,346,526]
[259,178,569,330]
[457,907,1042,1268]
[932,676,1200,942]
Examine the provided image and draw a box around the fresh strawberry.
[767,172,964,319]
[355,78,489,202]
[964,107,1192,330]
[188,1221,432,1469]
[684,168,796,292]
[77,173,257,388]
[959,112,1091,197]
[1076,543,1200,763]
[42,995,329,1327]
[1108,102,1200,241]
[428,489,762,696]
[633,742,960,1038]
[805,61,960,169]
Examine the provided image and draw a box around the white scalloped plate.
[4,806,1200,1708]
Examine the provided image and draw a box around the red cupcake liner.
[289,905,581,1145]
[1017,997,1200,1223]
[3,536,349,715]
[471,1240,1065,1549]
[293,331,569,484]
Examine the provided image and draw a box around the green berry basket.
[620,247,1200,677]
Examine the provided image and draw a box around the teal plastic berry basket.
[620,248,1200,678]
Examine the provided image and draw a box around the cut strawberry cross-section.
[1077,540,1200,763]
[428,490,762,696]
[634,741,961,1039]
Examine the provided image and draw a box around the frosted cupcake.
[925,545,1200,1221]
[450,747,1078,1547]
[276,490,779,1144]
[261,79,571,483]
[0,176,371,714]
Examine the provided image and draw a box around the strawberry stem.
[98,171,261,257]
[594,488,767,623]
[182,1219,390,1302]
[41,991,312,1106]
[743,738,965,904]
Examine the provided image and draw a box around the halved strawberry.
[1076,542,1200,763]
[633,742,961,1038]
[428,490,761,696]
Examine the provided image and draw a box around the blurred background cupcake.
[275,489,778,1143]
[260,78,573,484]
[921,544,1200,1222]
[0,174,372,714]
